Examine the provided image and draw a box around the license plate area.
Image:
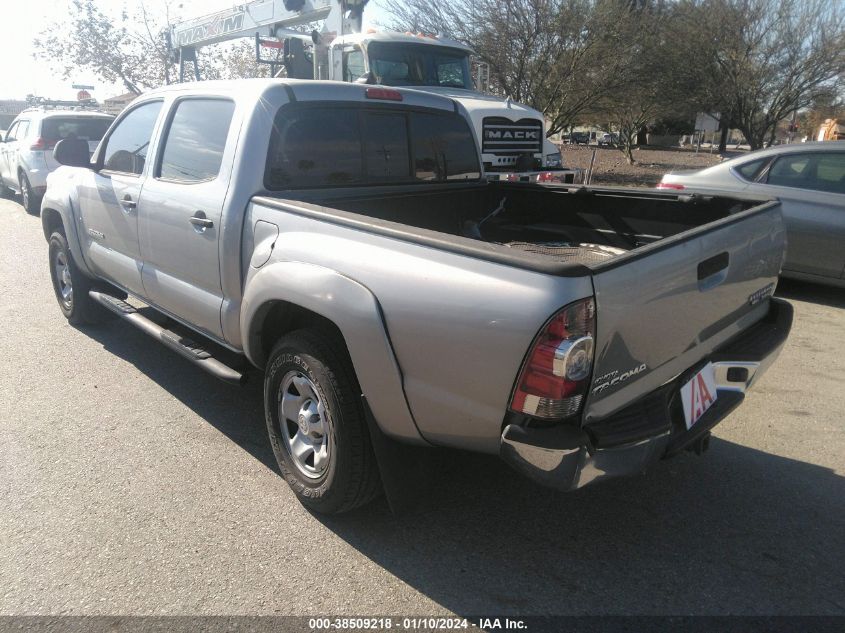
[680,362,718,429]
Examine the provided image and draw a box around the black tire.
[19,172,40,215]
[264,329,381,514]
[48,230,106,325]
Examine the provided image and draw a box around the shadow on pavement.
[79,317,275,471]
[776,278,845,309]
[78,312,845,616]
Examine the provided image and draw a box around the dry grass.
[560,145,727,187]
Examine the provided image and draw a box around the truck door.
[137,97,237,340]
[76,100,163,297]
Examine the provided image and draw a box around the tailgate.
[584,200,785,422]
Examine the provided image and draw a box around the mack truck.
[167,0,576,183]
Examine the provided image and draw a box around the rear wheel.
[19,172,40,215]
[264,329,381,514]
[48,230,104,325]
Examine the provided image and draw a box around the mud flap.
[362,396,434,516]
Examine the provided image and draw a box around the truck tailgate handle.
[698,252,729,280]
[698,251,730,290]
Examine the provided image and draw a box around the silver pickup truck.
[42,79,792,514]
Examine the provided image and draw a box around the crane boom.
[171,0,335,49]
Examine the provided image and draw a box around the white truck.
[168,0,575,183]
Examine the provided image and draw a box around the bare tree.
[33,0,261,94]
[34,0,174,94]
[689,0,845,149]
[587,2,702,163]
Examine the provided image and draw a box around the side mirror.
[53,137,91,168]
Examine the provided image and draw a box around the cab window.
[101,101,163,175]
[343,47,366,82]
[157,99,235,182]
[265,105,480,189]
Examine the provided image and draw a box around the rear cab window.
[265,104,480,190]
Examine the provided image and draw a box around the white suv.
[0,109,113,214]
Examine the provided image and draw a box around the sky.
[0,0,390,101]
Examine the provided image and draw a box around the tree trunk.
[718,116,729,152]
[624,141,635,165]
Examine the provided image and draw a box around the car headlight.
[545,153,562,168]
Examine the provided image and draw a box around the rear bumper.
[500,298,793,491]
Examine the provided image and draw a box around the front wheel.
[264,329,381,514]
[48,231,103,325]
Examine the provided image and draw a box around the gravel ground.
[0,194,843,620]
[560,145,726,187]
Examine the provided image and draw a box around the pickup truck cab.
[42,79,792,514]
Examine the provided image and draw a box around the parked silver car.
[0,109,113,214]
[658,142,845,287]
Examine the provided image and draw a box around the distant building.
[102,92,137,115]
[0,99,28,129]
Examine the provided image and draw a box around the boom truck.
[167,0,577,183]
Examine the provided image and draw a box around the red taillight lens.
[30,137,56,151]
[365,87,403,101]
[537,171,554,182]
[510,297,596,420]
[656,182,685,190]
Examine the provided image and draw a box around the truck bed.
[267,181,764,270]
[253,182,784,449]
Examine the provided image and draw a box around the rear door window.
[157,99,235,182]
[734,158,767,182]
[767,152,845,194]
[265,105,480,189]
[812,153,845,194]
[10,121,29,141]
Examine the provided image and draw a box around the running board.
[89,291,245,385]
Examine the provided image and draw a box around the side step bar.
[89,291,245,385]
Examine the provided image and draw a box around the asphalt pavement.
[1,195,843,617]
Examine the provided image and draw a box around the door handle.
[119,196,136,212]
[189,214,214,230]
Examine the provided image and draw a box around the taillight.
[537,171,554,182]
[510,297,596,420]
[656,182,685,190]
[365,87,403,101]
[30,137,56,151]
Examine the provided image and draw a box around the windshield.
[41,117,113,143]
[367,42,472,89]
